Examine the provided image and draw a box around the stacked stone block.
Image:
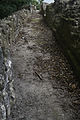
[0,9,29,120]
[43,0,80,78]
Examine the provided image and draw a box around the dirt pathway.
[10,13,79,120]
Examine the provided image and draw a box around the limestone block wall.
[43,0,80,78]
[0,9,29,120]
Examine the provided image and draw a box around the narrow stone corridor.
[10,12,79,120]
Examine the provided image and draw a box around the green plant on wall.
[38,0,43,4]
[31,0,40,9]
[31,0,43,9]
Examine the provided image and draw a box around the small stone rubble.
[10,11,80,120]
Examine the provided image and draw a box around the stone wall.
[0,9,29,120]
[44,0,80,78]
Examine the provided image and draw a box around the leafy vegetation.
[0,0,42,19]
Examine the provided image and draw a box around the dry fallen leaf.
[72,84,76,89]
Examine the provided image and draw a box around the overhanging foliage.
[0,0,32,19]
